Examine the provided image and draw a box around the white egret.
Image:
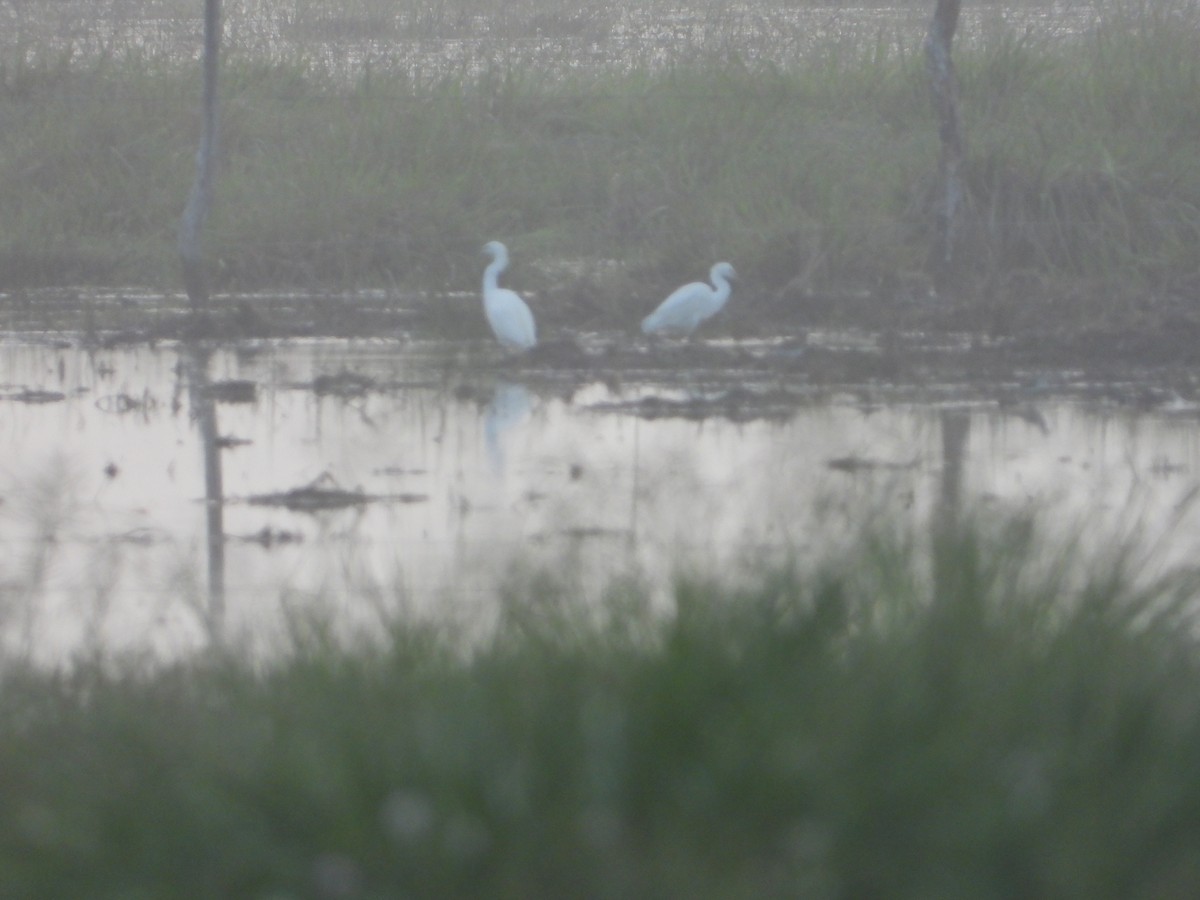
[641,261,737,336]
[481,241,537,352]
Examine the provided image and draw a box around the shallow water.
[3,333,1200,664]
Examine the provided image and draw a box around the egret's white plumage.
[641,261,737,336]
[481,241,537,352]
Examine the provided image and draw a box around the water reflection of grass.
[4,514,1200,897]
[1,1,1198,331]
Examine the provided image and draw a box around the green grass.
[0,1,1198,322]
[4,514,1200,897]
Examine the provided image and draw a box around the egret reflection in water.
[485,382,535,474]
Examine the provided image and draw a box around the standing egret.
[641,261,737,336]
[481,241,537,352]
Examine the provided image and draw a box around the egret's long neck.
[483,254,506,294]
[710,267,732,303]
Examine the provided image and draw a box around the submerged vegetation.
[3,515,1200,896]
[0,0,1197,330]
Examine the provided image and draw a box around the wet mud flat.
[5,287,1200,417]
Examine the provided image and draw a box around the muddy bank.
[4,285,1200,394]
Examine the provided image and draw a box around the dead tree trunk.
[924,0,965,290]
[178,0,227,638]
[179,0,221,309]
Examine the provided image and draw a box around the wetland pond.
[5,291,1200,665]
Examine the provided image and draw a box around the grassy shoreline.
[1,2,1198,329]
[4,515,1200,896]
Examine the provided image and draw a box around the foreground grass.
[0,1,1198,323]
[4,516,1200,897]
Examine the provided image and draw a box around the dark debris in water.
[589,386,802,423]
[244,473,427,512]
[109,527,169,546]
[205,379,258,404]
[522,337,595,367]
[554,526,631,540]
[313,370,376,397]
[996,399,1050,434]
[374,466,427,476]
[95,391,156,414]
[826,455,920,474]
[247,484,373,512]
[235,526,305,548]
[5,388,67,404]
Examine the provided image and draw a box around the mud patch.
[243,474,428,512]
[5,287,1200,416]
[4,388,67,404]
